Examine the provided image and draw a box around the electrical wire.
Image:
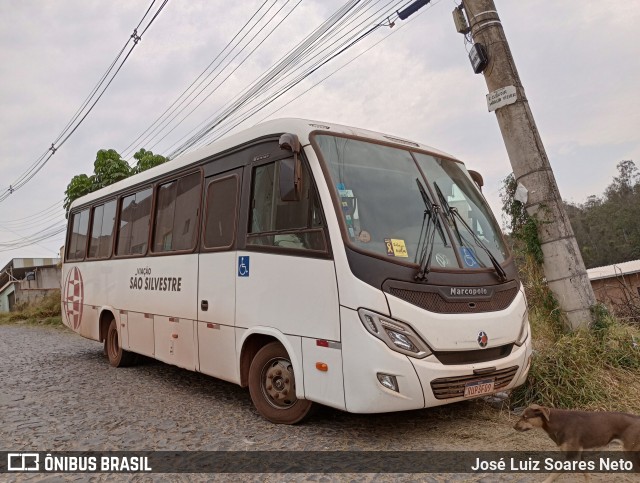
[0,199,64,225]
[0,220,67,253]
[164,0,396,157]
[253,0,444,125]
[120,0,275,159]
[144,0,304,155]
[168,0,410,156]
[200,0,401,145]
[124,0,303,159]
[139,0,368,158]
[202,0,441,147]
[0,0,170,204]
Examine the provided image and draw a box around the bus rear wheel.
[248,341,314,424]
[106,318,136,367]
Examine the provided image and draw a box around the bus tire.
[106,318,136,367]
[248,341,313,424]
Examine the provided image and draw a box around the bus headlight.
[515,309,529,346]
[358,308,432,359]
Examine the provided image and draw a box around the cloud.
[0,0,638,263]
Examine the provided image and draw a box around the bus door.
[235,155,343,406]
[197,168,243,383]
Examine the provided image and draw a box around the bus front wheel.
[106,318,136,367]
[248,341,314,424]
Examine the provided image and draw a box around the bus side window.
[88,200,116,259]
[152,172,201,253]
[116,187,152,256]
[203,175,238,249]
[247,159,325,251]
[67,208,90,261]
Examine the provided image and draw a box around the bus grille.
[433,344,513,365]
[430,366,519,400]
[387,286,518,314]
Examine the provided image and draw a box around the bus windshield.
[314,135,508,270]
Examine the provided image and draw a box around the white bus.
[62,118,532,424]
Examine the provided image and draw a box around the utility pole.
[457,0,596,330]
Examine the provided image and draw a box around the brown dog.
[514,404,640,481]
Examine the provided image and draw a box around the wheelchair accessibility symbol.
[238,256,250,277]
[460,247,480,268]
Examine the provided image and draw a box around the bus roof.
[69,118,459,211]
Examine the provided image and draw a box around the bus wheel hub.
[263,358,295,408]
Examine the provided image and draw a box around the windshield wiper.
[415,178,445,281]
[433,182,508,283]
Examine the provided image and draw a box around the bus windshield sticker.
[460,246,480,268]
[385,238,408,258]
[238,256,250,277]
[358,230,371,243]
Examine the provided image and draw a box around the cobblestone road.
[1,324,635,482]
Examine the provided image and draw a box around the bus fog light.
[385,329,418,353]
[377,373,399,392]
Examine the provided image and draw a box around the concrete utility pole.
[458,0,596,330]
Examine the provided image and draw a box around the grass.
[509,256,640,413]
[0,290,63,326]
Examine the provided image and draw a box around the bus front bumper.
[341,306,532,413]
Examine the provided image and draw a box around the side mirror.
[469,170,484,192]
[279,133,302,201]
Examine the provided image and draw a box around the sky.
[1,0,638,268]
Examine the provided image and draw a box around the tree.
[63,174,93,212]
[606,160,639,199]
[564,160,640,268]
[91,149,131,191]
[64,148,168,213]
[132,148,168,174]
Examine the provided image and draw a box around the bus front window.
[315,135,458,268]
[414,152,508,267]
[314,134,508,271]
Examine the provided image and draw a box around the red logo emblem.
[63,266,84,330]
[477,331,489,348]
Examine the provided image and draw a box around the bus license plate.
[463,379,495,398]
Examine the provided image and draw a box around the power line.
[253,0,444,125]
[188,0,388,148]
[0,220,67,253]
[165,0,389,157]
[122,0,303,159]
[0,210,65,232]
[145,0,304,155]
[120,0,275,159]
[0,0,170,204]
[132,0,371,159]
[201,0,403,145]
[0,199,64,224]
[198,0,438,148]
[168,0,410,156]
